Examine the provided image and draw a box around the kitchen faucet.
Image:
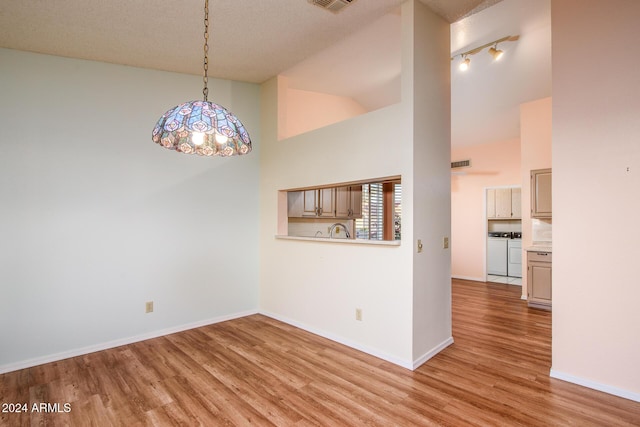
[328,223,351,239]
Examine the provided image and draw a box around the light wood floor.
[2,279,639,426]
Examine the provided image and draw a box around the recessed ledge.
[275,235,401,246]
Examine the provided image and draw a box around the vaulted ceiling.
[0,0,550,147]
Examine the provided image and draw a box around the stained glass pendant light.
[152,0,252,157]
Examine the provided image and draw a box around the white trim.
[260,310,414,370]
[521,294,528,300]
[452,275,485,282]
[0,310,258,375]
[412,337,454,370]
[550,369,640,403]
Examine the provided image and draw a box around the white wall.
[259,1,451,369]
[260,79,415,366]
[551,0,640,400]
[0,48,261,371]
[408,0,452,363]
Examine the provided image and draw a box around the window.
[356,181,401,241]
[356,183,383,240]
[283,176,401,241]
[394,183,402,240]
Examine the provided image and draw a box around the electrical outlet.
[145,301,154,313]
[355,308,362,321]
[443,237,449,249]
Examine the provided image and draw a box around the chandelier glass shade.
[152,101,251,156]
[152,0,252,157]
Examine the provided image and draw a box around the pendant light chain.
[202,0,209,102]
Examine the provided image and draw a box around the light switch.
[417,239,423,253]
[443,237,449,249]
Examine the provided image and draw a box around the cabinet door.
[531,169,552,218]
[495,188,512,218]
[287,191,304,217]
[487,189,496,219]
[318,188,335,217]
[511,187,521,219]
[350,185,362,218]
[336,186,363,218]
[529,262,552,301]
[302,190,318,216]
[335,186,350,217]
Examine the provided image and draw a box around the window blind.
[356,183,385,240]
[394,183,402,240]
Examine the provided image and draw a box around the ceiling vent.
[308,0,356,13]
[451,159,471,169]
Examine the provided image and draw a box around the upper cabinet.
[511,187,522,219]
[289,189,335,217]
[335,185,362,218]
[289,186,364,219]
[531,169,552,218]
[487,188,521,219]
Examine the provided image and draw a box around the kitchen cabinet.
[287,189,335,217]
[335,185,362,218]
[511,187,521,218]
[531,168,552,218]
[527,251,552,310]
[487,187,521,219]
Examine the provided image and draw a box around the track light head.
[459,56,470,71]
[489,45,504,61]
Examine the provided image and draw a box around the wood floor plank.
[1,279,639,426]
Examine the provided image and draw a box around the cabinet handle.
[536,252,548,256]
[318,207,323,216]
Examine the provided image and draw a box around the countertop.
[276,235,401,246]
[526,245,552,252]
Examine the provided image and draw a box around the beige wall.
[259,1,451,369]
[450,139,521,281]
[551,0,640,400]
[450,98,551,292]
[279,78,367,139]
[520,97,552,296]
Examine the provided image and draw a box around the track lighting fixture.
[451,35,518,71]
